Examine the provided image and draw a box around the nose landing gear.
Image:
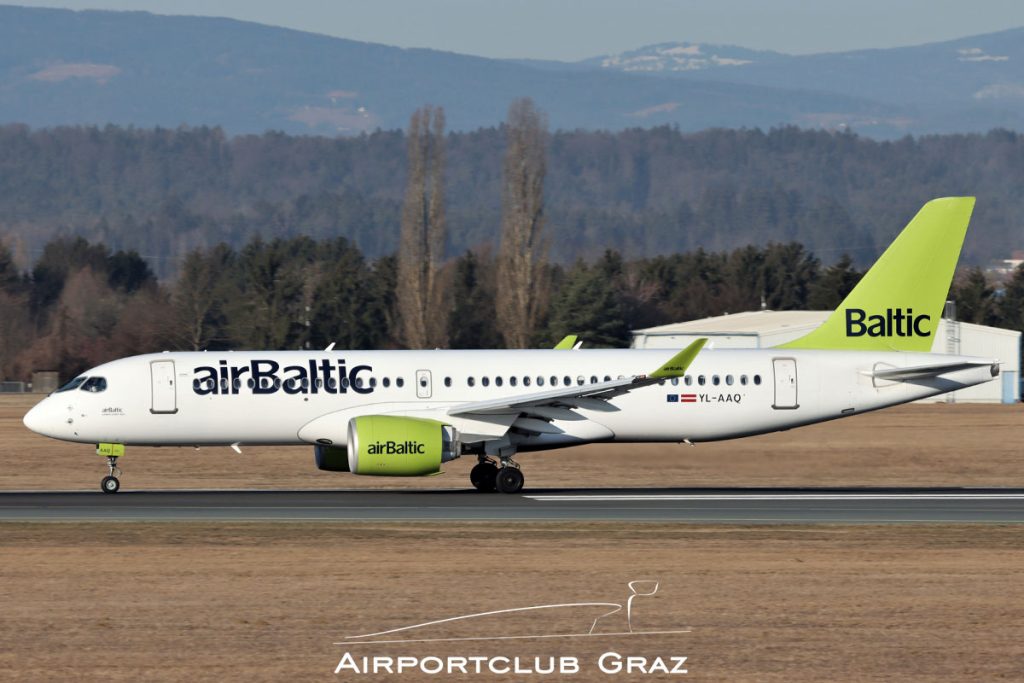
[100,456,121,494]
[96,443,125,494]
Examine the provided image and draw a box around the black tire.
[100,476,120,494]
[494,467,524,494]
[470,462,498,492]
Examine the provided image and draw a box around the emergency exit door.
[772,358,798,410]
[150,360,178,414]
[416,369,432,399]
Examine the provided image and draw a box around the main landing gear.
[470,456,524,494]
[100,456,122,494]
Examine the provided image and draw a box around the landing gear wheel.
[470,461,498,492]
[101,454,122,494]
[494,466,524,494]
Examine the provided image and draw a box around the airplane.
[22,197,1000,494]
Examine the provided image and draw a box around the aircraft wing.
[448,339,706,418]
[872,360,998,382]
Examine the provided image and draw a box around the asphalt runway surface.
[2,487,1024,522]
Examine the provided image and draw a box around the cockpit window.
[81,377,107,393]
[56,377,87,393]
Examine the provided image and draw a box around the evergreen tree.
[545,251,630,348]
[951,267,998,325]
[448,251,501,349]
[808,254,862,310]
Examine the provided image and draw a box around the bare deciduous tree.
[397,105,448,348]
[497,98,548,348]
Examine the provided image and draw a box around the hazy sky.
[10,0,1024,60]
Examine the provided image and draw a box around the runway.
[2,487,1024,522]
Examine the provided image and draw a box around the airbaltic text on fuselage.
[845,308,930,338]
[192,359,373,396]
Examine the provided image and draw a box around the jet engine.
[314,416,460,476]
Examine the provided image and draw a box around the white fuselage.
[23,348,998,451]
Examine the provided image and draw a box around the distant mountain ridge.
[0,5,1021,136]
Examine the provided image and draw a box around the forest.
[0,124,1022,279]
[0,234,1021,383]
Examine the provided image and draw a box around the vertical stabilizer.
[780,197,974,352]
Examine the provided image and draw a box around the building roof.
[632,309,1022,339]
[633,310,829,336]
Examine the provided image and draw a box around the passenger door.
[150,360,178,414]
[772,358,798,410]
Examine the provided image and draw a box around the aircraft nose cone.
[23,402,48,435]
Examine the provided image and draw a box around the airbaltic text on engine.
[368,441,426,455]
[845,308,930,338]
[191,359,372,395]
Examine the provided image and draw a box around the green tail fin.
[780,197,975,352]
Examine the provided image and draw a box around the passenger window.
[482,377,490,387]
[325,377,336,391]
[551,376,558,386]
[383,377,391,388]
[396,377,405,388]
[590,376,598,384]
[712,375,720,386]
[443,377,451,388]
[537,377,545,386]
[57,377,87,393]
[368,378,376,388]
[82,377,107,393]
[697,375,706,386]
[510,376,518,387]
[353,377,363,389]
[576,376,585,386]
[725,375,734,386]
[671,378,679,386]
[604,376,611,382]
[658,379,665,386]
[684,375,692,386]
[341,377,350,389]
[740,375,748,386]
[468,377,476,387]
[753,374,762,386]
[523,376,531,386]
[495,376,504,387]
[247,378,256,389]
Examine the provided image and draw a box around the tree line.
[1,122,1022,280]
[2,100,1022,383]
[2,230,1022,383]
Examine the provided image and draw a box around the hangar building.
[631,310,1021,404]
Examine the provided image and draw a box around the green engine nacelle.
[346,415,459,476]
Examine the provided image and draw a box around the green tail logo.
[781,197,975,352]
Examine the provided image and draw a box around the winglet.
[554,335,579,350]
[650,338,707,379]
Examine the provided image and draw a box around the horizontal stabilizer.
[872,361,998,382]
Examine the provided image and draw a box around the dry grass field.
[2,396,1023,681]
[1,395,1021,491]
[2,523,1023,682]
